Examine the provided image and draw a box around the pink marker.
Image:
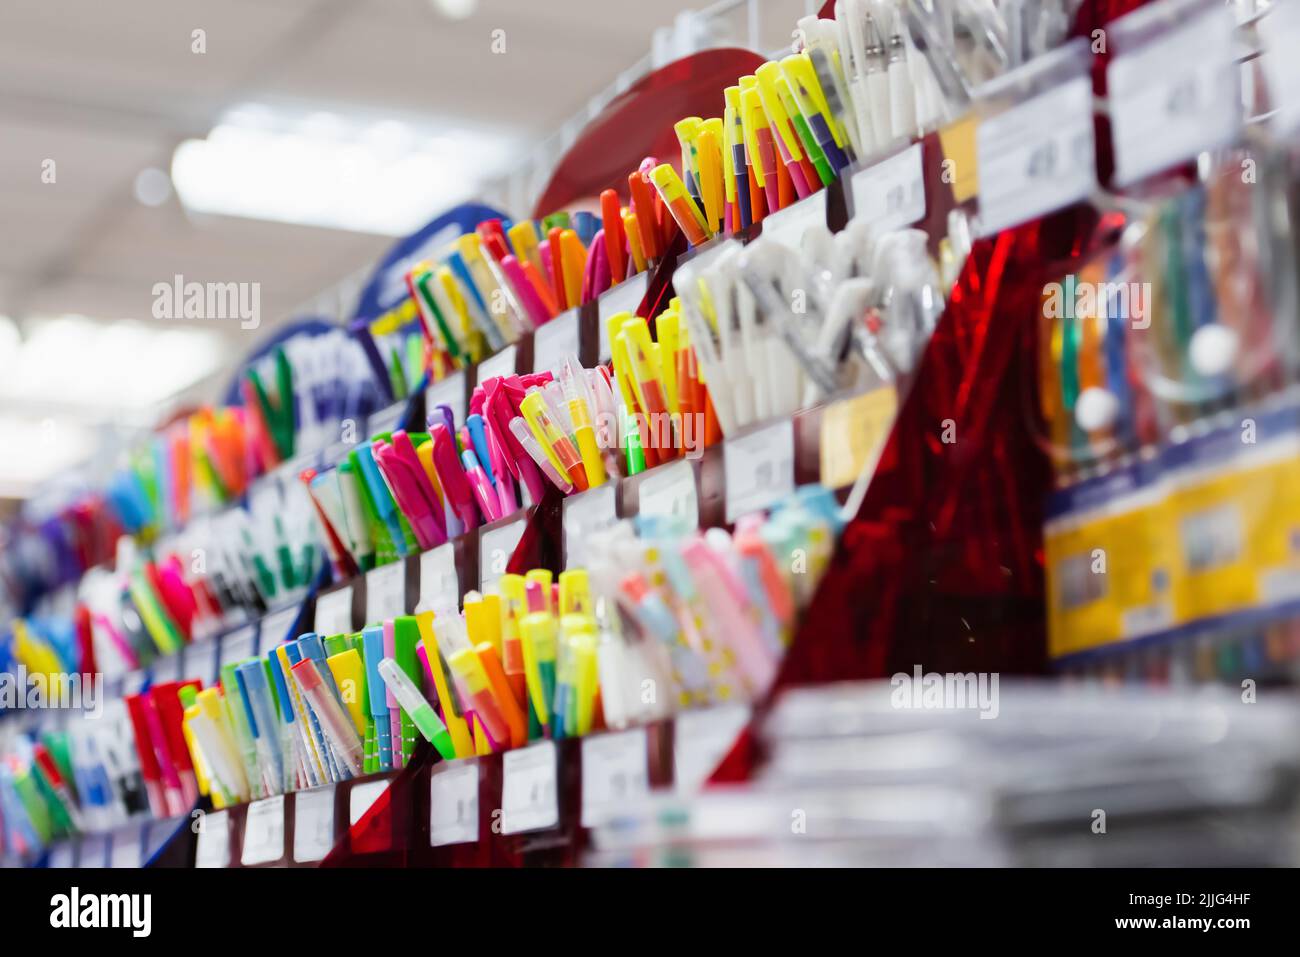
[382,620,403,769]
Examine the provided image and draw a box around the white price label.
[477,344,517,382]
[849,143,926,232]
[430,761,479,846]
[674,704,751,793]
[349,779,389,826]
[1108,2,1239,185]
[976,75,1095,235]
[367,401,406,437]
[581,729,650,827]
[416,543,459,613]
[426,372,467,431]
[533,309,581,374]
[563,485,618,568]
[637,459,698,530]
[366,561,407,624]
[109,825,142,869]
[314,586,354,636]
[597,273,649,361]
[219,625,258,670]
[261,605,302,649]
[241,794,285,866]
[292,786,336,863]
[502,740,559,834]
[761,190,828,245]
[195,810,231,868]
[724,418,795,522]
[479,517,526,587]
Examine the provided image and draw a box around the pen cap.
[326,648,368,736]
[558,569,592,617]
[525,569,553,612]
[361,626,390,715]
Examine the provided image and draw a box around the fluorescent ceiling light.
[172,104,516,235]
[0,316,225,411]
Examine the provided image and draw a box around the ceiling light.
[172,103,515,235]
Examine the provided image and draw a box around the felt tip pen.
[520,392,588,491]
[291,658,364,777]
[377,658,456,760]
[649,164,710,247]
[361,626,393,771]
[508,416,574,494]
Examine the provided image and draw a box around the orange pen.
[522,260,559,317]
[600,189,627,284]
[558,229,586,308]
[475,642,527,748]
[547,225,568,311]
[627,169,662,261]
[622,210,647,273]
[650,164,709,247]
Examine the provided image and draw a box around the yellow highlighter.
[463,591,503,658]
[519,611,556,729]
[558,569,592,617]
[525,569,554,613]
[415,611,474,758]
[622,210,647,273]
[649,164,710,246]
[755,61,808,165]
[507,220,544,275]
[558,229,586,309]
[326,648,368,738]
[657,308,681,418]
[673,116,704,192]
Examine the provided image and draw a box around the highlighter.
[649,164,709,247]
[627,168,662,262]
[474,640,528,748]
[326,648,368,737]
[361,626,392,771]
[622,210,648,273]
[547,226,568,310]
[507,220,544,275]
[519,611,557,731]
[724,86,752,229]
[599,189,627,284]
[558,229,587,308]
[377,658,456,760]
[435,612,510,749]
[498,574,530,708]
[695,121,726,234]
[560,358,607,487]
[291,658,364,777]
[558,569,593,617]
[415,612,475,759]
[521,390,589,491]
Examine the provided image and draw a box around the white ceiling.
[0,0,704,366]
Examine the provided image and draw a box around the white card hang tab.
[849,142,926,233]
[366,560,407,624]
[598,272,649,362]
[724,418,795,522]
[674,704,752,793]
[502,740,559,834]
[975,41,1096,236]
[581,728,650,828]
[367,401,406,438]
[349,779,389,826]
[314,585,354,636]
[533,308,580,374]
[563,484,618,568]
[477,344,517,382]
[430,761,479,846]
[426,371,467,431]
[637,458,698,529]
[479,517,526,587]
[760,190,828,245]
[241,794,285,866]
[261,605,302,647]
[292,786,336,863]
[1107,0,1240,186]
[417,542,459,613]
[195,810,231,868]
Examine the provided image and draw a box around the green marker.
[377,658,456,760]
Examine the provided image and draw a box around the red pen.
[600,189,626,284]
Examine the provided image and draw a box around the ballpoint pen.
[361,626,392,772]
[381,620,403,770]
[284,642,341,783]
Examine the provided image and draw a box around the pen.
[377,658,456,760]
[649,164,709,247]
[291,658,364,778]
[414,612,475,759]
[361,626,392,771]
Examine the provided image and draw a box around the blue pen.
[268,647,311,791]
[236,662,284,794]
[447,250,488,317]
[362,626,392,771]
[572,210,599,247]
[465,413,497,487]
[354,443,409,558]
[285,642,341,784]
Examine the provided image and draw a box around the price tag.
[674,704,751,793]
[109,825,142,868]
[349,779,389,826]
[976,74,1095,235]
[533,308,581,374]
[292,786,336,863]
[820,387,899,489]
[195,810,231,868]
[479,517,526,586]
[724,418,795,522]
[366,561,407,624]
[849,142,926,232]
[760,190,828,245]
[241,794,285,866]
[48,841,76,868]
[314,585,354,636]
[430,761,479,846]
[502,740,559,834]
[1108,1,1239,186]
[637,459,698,530]
[367,400,407,437]
[416,543,459,613]
[597,273,649,361]
[218,625,258,670]
[426,372,467,431]
[477,344,517,382]
[581,728,650,827]
[563,484,618,568]
[261,605,302,648]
